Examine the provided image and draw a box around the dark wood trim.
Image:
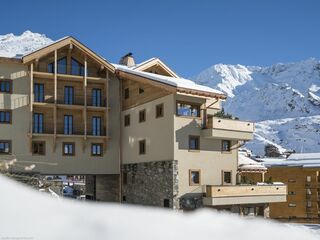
[221,140,232,153]
[0,79,13,94]
[0,140,12,154]
[0,109,12,124]
[139,139,146,155]
[124,114,130,127]
[91,143,103,157]
[222,170,233,185]
[32,141,46,156]
[188,135,200,151]
[155,103,164,118]
[139,109,146,123]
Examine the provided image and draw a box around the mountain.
[0,30,53,58]
[193,59,320,155]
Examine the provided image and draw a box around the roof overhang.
[134,58,179,78]
[22,37,115,73]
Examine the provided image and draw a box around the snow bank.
[0,174,318,240]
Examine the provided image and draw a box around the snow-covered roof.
[114,64,225,96]
[260,153,320,168]
[238,152,267,171]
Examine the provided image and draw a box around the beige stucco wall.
[0,62,120,175]
[121,94,175,164]
[174,94,238,198]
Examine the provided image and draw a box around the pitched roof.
[238,152,267,171]
[22,36,115,72]
[114,64,226,98]
[260,153,320,168]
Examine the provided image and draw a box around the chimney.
[119,52,135,67]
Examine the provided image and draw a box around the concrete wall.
[121,94,175,164]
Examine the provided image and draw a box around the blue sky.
[1,0,320,77]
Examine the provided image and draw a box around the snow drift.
[0,174,318,240]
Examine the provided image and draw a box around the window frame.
[34,83,45,102]
[92,116,102,136]
[221,140,231,153]
[222,170,232,185]
[176,101,201,118]
[124,88,130,99]
[64,115,73,135]
[71,57,84,76]
[91,143,103,157]
[139,139,146,155]
[32,141,46,156]
[62,142,75,156]
[124,114,130,127]
[64,86,74,105]
[189,135,200,151]
[139,109,146,123]
[189,169,201,186]
[0,140,11,154]
[0,80,12,94]
[92,88,102,107]
[0,110,11,124]
[155,103,164,118]
[33,112,44,133]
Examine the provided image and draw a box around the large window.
[34,83,44,102]
[0,80,11,93]
[64,115,73,134]
[92,116,101,136]
[92,88,102,107]
[223,171,232,184]
[156,104,164,118]
[91,143,103,156]
[139,139,146,155]
[124,114,130,127]
[0,111,11,124]
[64,86,74,105]
[33,113,43,133]
[189,135,200,151]
[32,141,45,155]
[48,57,67,74]
[124,88,129,99]
[0,141,11,154]
[176,102,200,117]
[189,170,200,186]
[63,142,75,156]
[71,58,84,76]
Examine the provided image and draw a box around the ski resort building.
[0,35,287,215]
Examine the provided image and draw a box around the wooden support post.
[30,63,34,135]
[53,50,57,152]
[84,56,87,142]
[105,70,109,151]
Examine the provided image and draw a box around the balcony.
[203,183,287,206]
[202,117,254,141]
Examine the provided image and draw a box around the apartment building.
[260,153,320,223]
[0,36,287,213]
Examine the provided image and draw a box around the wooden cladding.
[122,78,171,110]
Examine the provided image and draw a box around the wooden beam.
[84,56,87,141]
[53,49,57,152]
[30,63,34,136]
[106,70,109,147]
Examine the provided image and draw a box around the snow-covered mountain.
[0,30,53,58]
[194,59,320,155]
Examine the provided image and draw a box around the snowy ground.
[0,174,319,240]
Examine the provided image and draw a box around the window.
[189,136,200,150]
[139,139,146,155]
[288,203,296,207]
[0,80,11,93]
[124,114,130,127]
[122,172,128,185]
[0,111,11,124]
[33,113,43,133]
[124,88,129,99]
[92,116,101,136]
[63,142,75,156]
[222,140,231,152]
[223,171,232,184]
[156,104,164,118]
[139,87,144,94]
[139,109,146,123]
[48,57,67,74]
[32,141,45,155]
[0,141,11,154]
[163,199,170,208]
[64,115,73,134]
[34,83,44,102]
[71,57,84,76]
[122,196,126,202]
[91,143,103,156]
[64,86,74,105]
[288,191,296,195]
[176,102,200,117]
[189,170,200,185]
[92,89,102,107]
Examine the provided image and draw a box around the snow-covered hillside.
[194,59,320,155]
[0,30,53,58]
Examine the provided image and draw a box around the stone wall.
[122,160,179,209]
